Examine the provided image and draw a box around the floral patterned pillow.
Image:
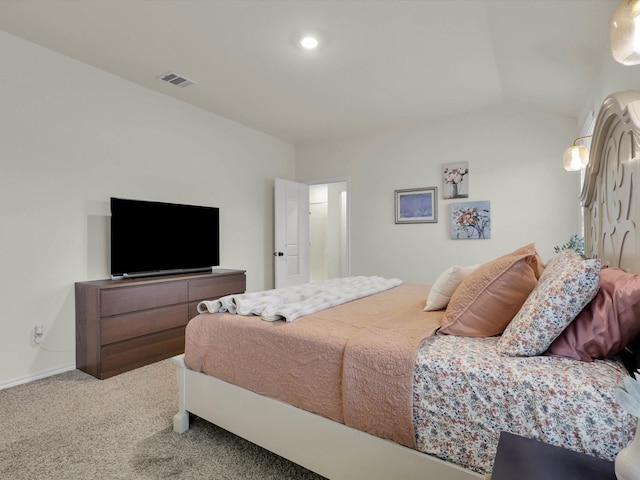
[497,250,601,357]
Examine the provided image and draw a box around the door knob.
[274,251,284,257]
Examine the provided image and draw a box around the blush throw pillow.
[424,265,477,311]
[510,243,546,279]
[438,245,542,337]
[497,250,601,357]
[546,267,640,361]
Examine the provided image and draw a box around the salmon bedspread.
[184,283,443,448]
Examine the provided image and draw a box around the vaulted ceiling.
[0,0,618,144]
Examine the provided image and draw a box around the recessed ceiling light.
[300,35,319,50]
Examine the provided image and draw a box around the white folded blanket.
[197,275,403,322]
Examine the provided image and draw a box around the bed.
[172,89,640,479]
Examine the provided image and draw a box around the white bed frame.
[172,89,640,480]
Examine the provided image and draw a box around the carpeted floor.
[0,360,326,479]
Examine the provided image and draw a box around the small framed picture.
[395,187,438,224]
[450,201,491,239]
[443,161,469,199]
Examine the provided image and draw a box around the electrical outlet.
[33,325,43,345]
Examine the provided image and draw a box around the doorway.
[308,180,349,282]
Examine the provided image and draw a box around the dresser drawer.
[101,304,189,345]
[100,328,186,379]
[100,281,188,316]
[189,273,246,301]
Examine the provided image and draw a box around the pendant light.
[610,0,640,65]
[563,136,591,172]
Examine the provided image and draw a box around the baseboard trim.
[0,363,76,391]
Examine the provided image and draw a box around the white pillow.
[424,265,478,311]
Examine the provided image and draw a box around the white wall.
[326,182,348,279]
[309,185,329,282]
[579,48,640,128]
[0,31,295,387]
[296,105,581,284]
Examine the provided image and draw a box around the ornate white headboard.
[581,90,640,273]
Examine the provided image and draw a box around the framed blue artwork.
[395,187,437,224]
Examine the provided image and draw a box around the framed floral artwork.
[450,201,490,239]
[394,187,437,224]
[442,162,469,199]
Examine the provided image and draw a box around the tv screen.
[110,197,220,278]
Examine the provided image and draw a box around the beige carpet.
[0,359,326,479]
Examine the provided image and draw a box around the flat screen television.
[110,197,220,279]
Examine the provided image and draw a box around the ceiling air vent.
[156,71,196,88]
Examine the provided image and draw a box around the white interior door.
[274,178,310,288]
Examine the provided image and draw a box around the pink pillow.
[510,243,546,279]
[438,245,541,337]
[546,267,640,361]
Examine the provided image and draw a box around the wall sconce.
[610,0,640,65]
[563,136,592,171]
